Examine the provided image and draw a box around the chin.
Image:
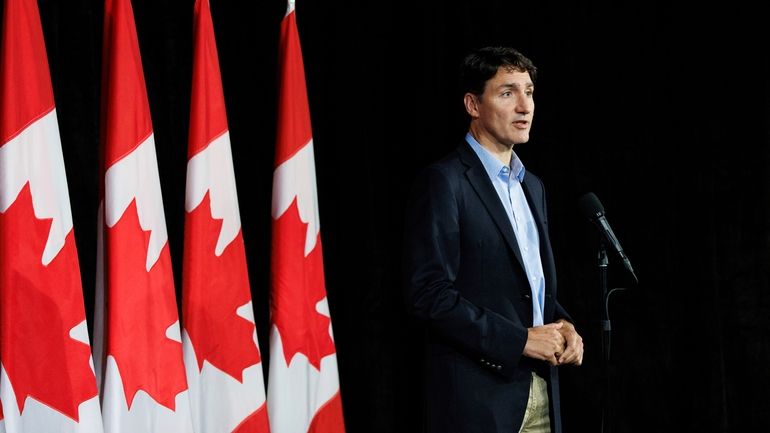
[513,134,530,144]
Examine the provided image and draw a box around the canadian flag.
[267,1,345,433]
[0,0,103,432]
[181,0,270,432]
[91,0,194,432]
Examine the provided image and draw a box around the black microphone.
[578,192,638,284]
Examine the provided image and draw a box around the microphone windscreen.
[578,192,604,220]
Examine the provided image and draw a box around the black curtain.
[17,0,770,431]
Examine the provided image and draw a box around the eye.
[501,91,512,97]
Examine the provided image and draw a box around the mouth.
[512,120,529,129]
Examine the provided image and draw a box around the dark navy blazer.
[404,141,571,433]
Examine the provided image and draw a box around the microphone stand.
[598,244,612,433]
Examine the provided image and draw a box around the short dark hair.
[460,47,537,96]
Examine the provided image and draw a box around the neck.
[468,127,513,166]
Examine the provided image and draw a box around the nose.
[516,96,533,115]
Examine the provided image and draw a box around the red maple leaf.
[182,192,261,381]
[0,183,97,421]
[271,198,336,370]
[105,199,187,410]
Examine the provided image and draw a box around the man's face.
[469,67,534,148]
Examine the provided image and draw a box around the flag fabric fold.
[267,1,346,432]
[181,0,270,432]
[0,0,103,432]
[92,0,193,431]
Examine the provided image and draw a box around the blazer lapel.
[521,174,557,313]
[458,143,527,273]
[520,175,546,234]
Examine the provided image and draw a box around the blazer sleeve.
[403,165,528,379]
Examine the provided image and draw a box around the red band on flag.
[188,0,229,158]
[101,0,153,167]
[274,11,313,167]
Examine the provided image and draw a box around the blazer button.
[496,365,502,370]
[522,294,531,300]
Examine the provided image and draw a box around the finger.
[559,328,577,342]
[556,333,567,345]
[558,348,576,365]
[572,351,583,366]
[561,347,583,365]
[553,337,566,352]
[568,334,583,346]
[563,335,581,354]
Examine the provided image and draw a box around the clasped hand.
[523,320,584,366]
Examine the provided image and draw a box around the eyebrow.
[497,82,535,91]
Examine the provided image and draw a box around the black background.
[15,0,770,431]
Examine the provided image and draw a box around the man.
[403,46,583,433]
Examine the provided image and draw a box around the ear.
[464,93,480,118]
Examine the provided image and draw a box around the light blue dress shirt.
[466,133,546,326]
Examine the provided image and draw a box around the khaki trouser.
[518,372,551,433]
